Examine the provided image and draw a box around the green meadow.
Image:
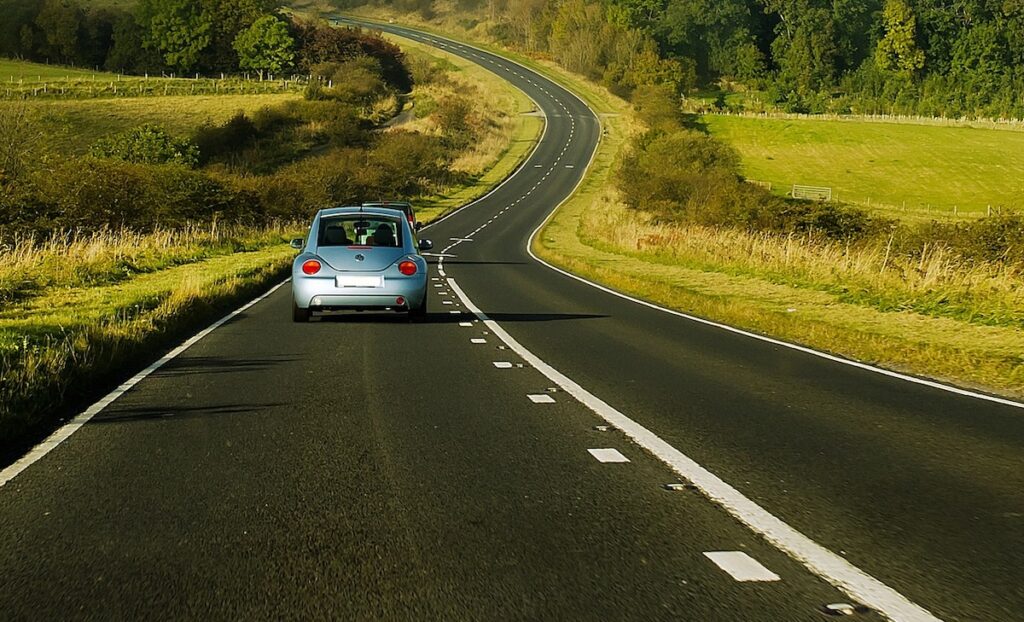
[0,59,115,82]
[703,115,1024,222]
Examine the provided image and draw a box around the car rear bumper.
[292,277,427,310]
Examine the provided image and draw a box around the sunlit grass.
[0,59,115,82]
[1,93,302,154]
[704,114,1024,221]
[0,224,300,447]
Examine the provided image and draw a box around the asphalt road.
[2,20,1022,622]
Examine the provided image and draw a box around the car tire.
[293,302,311,323]
[410,291,427,320]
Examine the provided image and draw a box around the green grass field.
[0,59,116,82]
[5,93,302,154]
[703,115,1024,221]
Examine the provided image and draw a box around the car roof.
[318,206,406,219]
[363,201,412,207]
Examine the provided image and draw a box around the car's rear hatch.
[315,246,406,272]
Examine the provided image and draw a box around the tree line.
[357,0,1024,118]
[0,0,410,83]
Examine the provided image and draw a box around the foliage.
[34,0,83,64]
[90,124,200,168]
[140,0,213,71]
[233,14,295,79]
[875,0,925,76]
[376,0,1024,118]
[291,21,413,91]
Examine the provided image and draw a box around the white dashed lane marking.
[588,448,630,463]
[704,552,781,582]
[471,338,487,344]
[493,362,514,369]
[528,394,556,404]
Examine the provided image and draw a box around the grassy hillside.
[0,59,115,82]
[4,93,302,155]
[703,115,1024,222]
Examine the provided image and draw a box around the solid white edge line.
[0,279,291,489]
[526,224,1024,409]
[447,277,939,622]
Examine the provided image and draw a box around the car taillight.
[398,260,417,276]
[302,260,321,275]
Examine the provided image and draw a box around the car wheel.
[410,291,427,320]
[293,302,311,323]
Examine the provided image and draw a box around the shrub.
[434,96,475,147]
[192,112,259,163]
[90,124,200,168]
[617,126,886,241]
[327,56,389,106]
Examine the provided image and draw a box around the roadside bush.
[618,129,744,222]
[435,96,475,148]
[293,100,366,144]
[632,84,687,134]
[368,131,451,196]
[291,20,412,92]
[251,105,297,133]
[90,124,200,168]
[617,125,887,241]
[903,212,1024,265]
[193,112,259,163]
[14,157,260,234]
[327,56,390,106]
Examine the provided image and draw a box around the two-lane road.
[1,20,1022,621]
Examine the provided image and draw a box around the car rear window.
[318,215,404,248]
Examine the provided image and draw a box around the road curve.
[0,19,1021,622]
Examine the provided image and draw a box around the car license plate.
[336,275,383,288]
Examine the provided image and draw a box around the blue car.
[290,206,434,322]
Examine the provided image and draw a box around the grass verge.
[0,225,299,459]
[346,11,1024,397]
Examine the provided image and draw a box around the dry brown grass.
[580,200,1024,326]
[0,224,297,305]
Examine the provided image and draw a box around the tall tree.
[875,0,925,75]
[139,0,213,72]
[233,14,295,79]
[35,0,83,63]
[200,0,281,71]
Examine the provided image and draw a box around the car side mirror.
[290,238,304,250]
[415,222,423,231]
[418,239,433,251]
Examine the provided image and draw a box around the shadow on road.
[90,402,289,424]
[433,260,528,266]
[150,355,300,378]
[314,311,607,324]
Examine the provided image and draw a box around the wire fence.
[2,72,309,100]
[703,110,1024,131]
